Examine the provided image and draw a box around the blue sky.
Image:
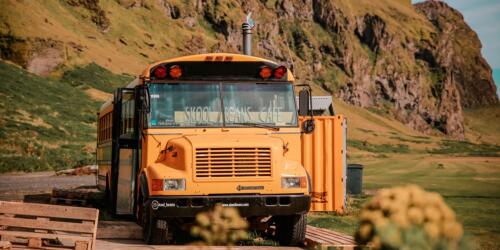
[413,0,500,97]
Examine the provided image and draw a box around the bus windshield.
[147,83,297,128]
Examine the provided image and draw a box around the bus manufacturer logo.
[151,200,175,210]
[236,185,264,191]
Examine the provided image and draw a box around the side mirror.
[298,88,310,117]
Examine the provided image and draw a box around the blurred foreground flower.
[355,185,469,250]
[191,204,249,245]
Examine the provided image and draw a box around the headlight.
[164,178,186,190]
[281,176,307,189]
[152,178,186,191]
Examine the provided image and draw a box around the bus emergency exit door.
[111,88,139,215]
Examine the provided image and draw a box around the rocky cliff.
[0,0,497,139]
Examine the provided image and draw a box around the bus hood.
[160,134,284,181]
[183,134,284,150]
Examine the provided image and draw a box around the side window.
[120,91,135,139]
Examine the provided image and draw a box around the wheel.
[275,213,307,246]
[141,198,168,244]
[136,193,143,226]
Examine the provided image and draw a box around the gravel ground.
[0,171,96,201]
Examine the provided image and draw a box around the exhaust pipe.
[242,13,255,55]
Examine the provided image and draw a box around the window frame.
[144,81,299,129]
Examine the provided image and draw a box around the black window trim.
[143,81,299,129]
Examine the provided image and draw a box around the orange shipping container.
[300,116,347,212]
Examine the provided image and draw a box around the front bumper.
[147,194,311,218]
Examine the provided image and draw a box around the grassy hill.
[1,56,499,247]
[310,100,500,249]
[0,60,131,172]
[0,0,499,247]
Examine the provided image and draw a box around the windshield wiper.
[229,122,279,131]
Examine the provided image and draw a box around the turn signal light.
[153,66,167,79]
[152,179,163,191]
[169,65,182,79]
[300,176,307,188]
[273,66,287,79]
[259,66,272,79]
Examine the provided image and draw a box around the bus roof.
[99,53,295,114]
[140,53,294,81]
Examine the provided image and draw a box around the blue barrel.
[347,164,364,195]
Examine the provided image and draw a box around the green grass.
[61,63,133,93]
[348,139,410,153]
[0,61,128,172]
[429,140,500,157]
[309,196,369,235]
[389,135,429,144]
[309,154,500,249]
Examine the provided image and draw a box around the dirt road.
[0,171,95,201]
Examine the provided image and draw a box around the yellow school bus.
[96,52,322,245]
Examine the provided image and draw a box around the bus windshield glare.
[148,83,298,127]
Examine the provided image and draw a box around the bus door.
[111,88,139,215]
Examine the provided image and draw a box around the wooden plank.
[0,241,11,249]
[91,209,99,250]
[50,198,88,207]
[0,201,97,221]
[305,234,329,244]
[307,227,354,244]
[311,226,355,239]
[306,230,346,245]
[0,230,91,243]
[35,217,49,234]
[305,226,357,247]
[74,241,88,250]
[310,228,356,244]
[27,238,42,248]
[307,230,356,246]
[0,217,95,234]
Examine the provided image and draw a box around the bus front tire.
[141,200,167,244]
[275,213,306,246]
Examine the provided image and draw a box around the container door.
[111,88,139,215]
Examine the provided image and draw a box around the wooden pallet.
[50,197,89,207]
[305,225,357,249]
[52,188,97,201]
[49,187,101,207]
[0,201,99,250]
[0,241,11,249]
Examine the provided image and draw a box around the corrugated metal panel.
[295,96,333,111]
[300,116,346,212]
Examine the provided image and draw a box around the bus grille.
[195,147,272,178]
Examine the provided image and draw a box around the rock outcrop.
[0,0,497,139]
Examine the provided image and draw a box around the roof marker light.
[153,66,167,79]
[169,65,182,79]
[273,66,287,79]
[259,66,272,79]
